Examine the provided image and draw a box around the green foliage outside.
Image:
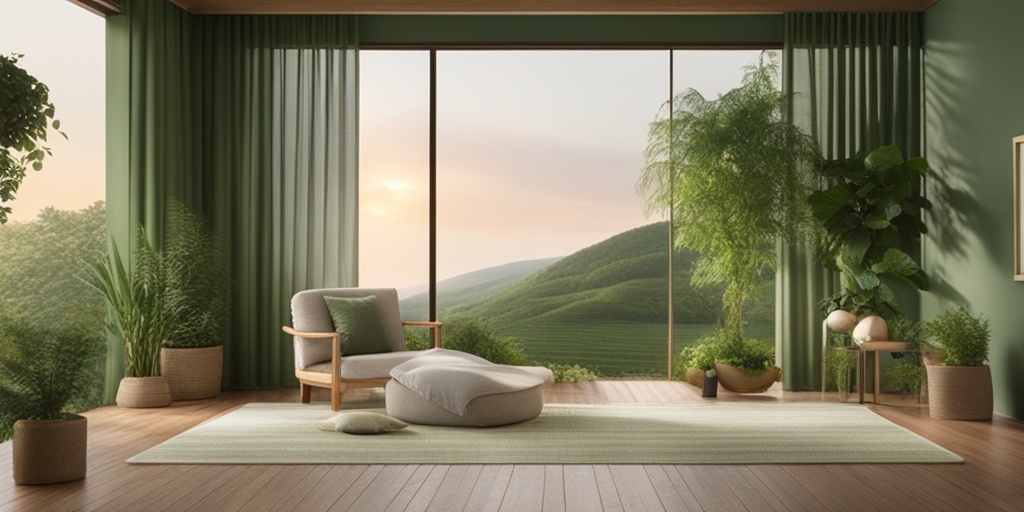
[0,203,106,412]
[0,313,105,442]
[440,317,529,366]
[403,327,431,351]
[0,53,65,224]
[808,145,932,319]
[925,306,990,366]
[543,363,598,383]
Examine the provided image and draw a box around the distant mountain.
[444,222,723,329]
[399,257,563,320]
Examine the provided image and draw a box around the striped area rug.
[128,402,962,465]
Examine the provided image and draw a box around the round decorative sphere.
[826,309,858,333]
[852,315,889,345]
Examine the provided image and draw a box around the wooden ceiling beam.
[166,0,938,15]
[66,0,122,17]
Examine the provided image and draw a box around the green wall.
[923,0,1024,420]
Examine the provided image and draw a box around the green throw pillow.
[317,411,408,435]
[323,295,394,356]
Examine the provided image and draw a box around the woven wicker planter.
[13,415,87,485]
[161,346,223,400]
[926,365,993,420]
[715,363,782,393]
[116,376,171,408]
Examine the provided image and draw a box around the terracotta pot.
[13,415,87,485]
[161,346,223,400]
[926,365,993,420]
[715,363,782,393]
[116,376,171,408]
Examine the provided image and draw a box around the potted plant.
[640,52,815,392]
[0,53,64,225]
[677,342,718,388]
[160,200,230,400]
[87,228,172,408]
[807,145,932,319]
[0,313,104,484]
[923,306,992,420]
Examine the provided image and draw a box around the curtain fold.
[779,12,922,391]
[105,0,358,400]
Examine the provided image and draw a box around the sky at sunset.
[0,1,105,222]
[1,3,766,294]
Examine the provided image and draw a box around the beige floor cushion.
[386,360,548,427]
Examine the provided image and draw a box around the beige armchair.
[282,288,441,411]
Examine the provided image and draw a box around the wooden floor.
[2,381,1023,512]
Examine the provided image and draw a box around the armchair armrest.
[401,321,443,349]
[282,326,339,340]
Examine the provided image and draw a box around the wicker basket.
[926,365,993,420]
[13,415,87,485]
[116,376,172,408]
[161,346,223,400]
[715,363,782,393]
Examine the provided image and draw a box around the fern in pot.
[0,313,104,484]
[923,307,992,420]
[160,201,230,400]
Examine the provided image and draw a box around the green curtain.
[779,12,922,391]
[105,0,358,400]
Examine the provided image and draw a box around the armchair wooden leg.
[331,388,341,412]
[300,383,312,404]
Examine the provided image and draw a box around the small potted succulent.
[923,306,992,420]
[0,314,104,484]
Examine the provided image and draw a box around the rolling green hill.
[445,222,723,328]
[399,257,562,321]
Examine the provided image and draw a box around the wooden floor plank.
[424,464,483,512]
[462,465,514,512]
[0,383,1021,512]
[673,465,746,512]
[498,465,545,512]
[607,465,664,512]
[592,465,624,512]
[542,465,565,512]
[561,466,603,512]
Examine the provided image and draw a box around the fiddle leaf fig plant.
[808,145,932,318]
[0,53,65,224]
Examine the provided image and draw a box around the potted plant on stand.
[160,200,230,400]
[0,314,104,484]
[88,229,172,408]
[923,306,992,420]
[808,144,932,320]
[640,52,816,392]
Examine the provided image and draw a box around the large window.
[360,49,776,377]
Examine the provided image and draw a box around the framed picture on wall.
[1015,135,1024,280]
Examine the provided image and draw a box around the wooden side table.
[857,341,912,404]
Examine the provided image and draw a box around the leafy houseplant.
[87,228,172,408]
[0,314,104,484]
[160,201,230,400]
[0,53,65,224]
[923,307,992,420]
[807,145,932,319]
[640,52,816,390]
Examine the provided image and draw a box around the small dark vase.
[702,374,718,398]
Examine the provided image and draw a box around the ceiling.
[163,0,939,15]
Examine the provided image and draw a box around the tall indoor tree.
[638,52,818,382]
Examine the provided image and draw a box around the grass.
[492,320,719,378]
